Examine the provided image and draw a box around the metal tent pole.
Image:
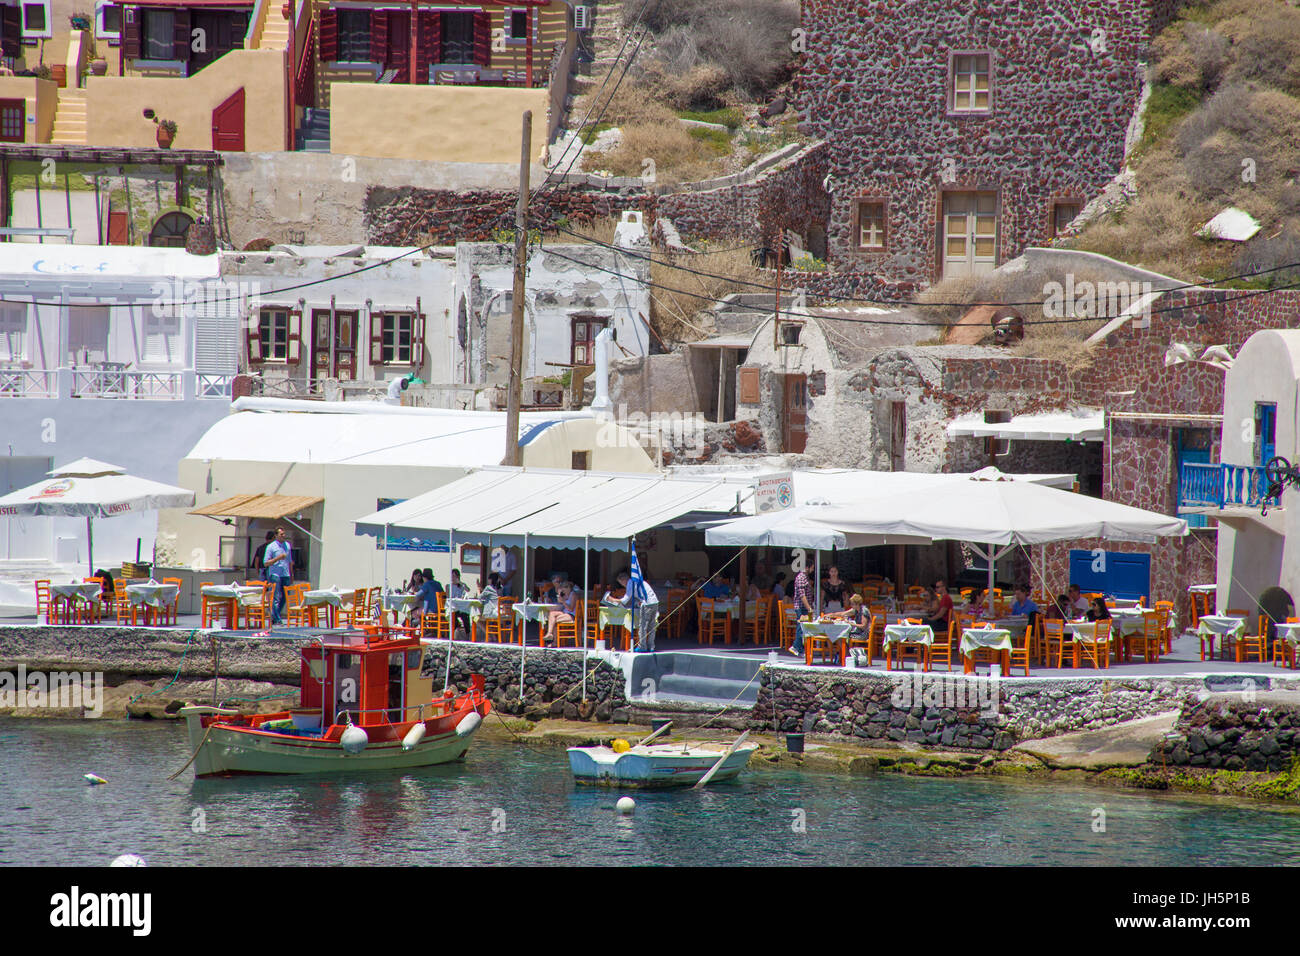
[445,528,456,691]
[86,515,94,578]
[628,536,635,650]
[815,549,821,614]
[988,541,996,600]
[582,533,589,702]
[519,533,528,700]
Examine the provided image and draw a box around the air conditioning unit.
[574,5,591,30]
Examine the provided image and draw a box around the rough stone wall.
[423,643,629,721]
[752,666,1203,751]
[791,0,1162,280]
[1155,694,1300,772]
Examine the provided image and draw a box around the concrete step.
[656,673,760,704]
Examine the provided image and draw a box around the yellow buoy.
[611,738,631,753]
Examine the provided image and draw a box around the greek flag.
[629,543,648,610]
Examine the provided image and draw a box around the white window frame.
[66,304,111,365]
[0,302,27,364]
[949,51,992,114]
[856,199,886,251]
[21,0,52,40]
[142,310,181,364]
[140,8,176,60]
[573,5,591,31]
[95,0,122,44]
[379,312,414,364]
[504,7,530,44]
[258,308,290,362]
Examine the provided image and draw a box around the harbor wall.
[751,667,1300,753]
[1153,694,1300,773]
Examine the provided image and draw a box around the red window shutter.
[412,313,426,365]
[416,11,439,80]
[173,9,192,62]
[123,7,141,59]
[246,315,263,364]
[369,314,385,365]
[318,10,338,61]
[370,11,388,64]
[1,6,19,59]
[286,309,303,364]
[472,10,490,66]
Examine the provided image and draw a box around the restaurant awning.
[947,410,1104,442]
[191,494,324,519]
[352,467,743,551]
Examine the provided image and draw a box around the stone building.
[790,0,1186,283]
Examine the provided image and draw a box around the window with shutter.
[415,10,439,80]
[1,5,20,57]
[369,10,387,64]
[471,10,489,65]
[287,309,303,364]
[0,100,24,143]
[122,6,140,58]
[368,314,384,365]
[172,7,190,61]
[412,313,425,365]
[318,9,338,60]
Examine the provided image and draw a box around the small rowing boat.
[567,739,756,788]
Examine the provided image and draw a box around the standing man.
[788,563,816,657]
[252,530,275,581]
[263,527,293,626]
[609,568,659,652]
[491,546,519,598]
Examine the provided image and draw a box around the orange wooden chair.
[34,579,51,621]
[1129,612,1163,663]
[924,617,954,672]
[697,598,729,646]
[485,597,516,644]
[285,583,311,627]
[741,595,772,645]
[160,577,184,626]
[555,599,584,648]
[1078,619,1111,669]
[1238,615,1268,664]
[1009,624,1034,676]
[1042,619,1072,667]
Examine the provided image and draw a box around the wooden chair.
[804,622,837,666]
[285,583,311,627]
[1129,611,1163,663]
[1078,619,1111,669]
[422,591,449,640]
[1009,625,1034,676]
[555,599,584,648]
[741,595,772,645]
[1042,619,1073,668]
[34,579,51,621]
[892,617,928,670]
[157,577,182,626]
[243,582,273,630]
[198,582,222,628]
[337,588,368,627]
[847,615,874,664]
[115,582,137,626]
[925,617,954,672]
[776,600,795,650]
[1274,616,1299,668]
[486,597,517,644]
[1238,615,1269,663]
[697,598,729,646]
[1153,599,1175,652]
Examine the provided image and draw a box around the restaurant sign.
[754,472,795,513]
[375,498,450,552]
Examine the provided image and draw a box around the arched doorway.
[1259,586,1295,639]
[149,211,195,248]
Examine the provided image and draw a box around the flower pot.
[156,127,174,148]
[90,59,107,76]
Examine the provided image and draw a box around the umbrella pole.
[815,550,821,615]
[988,541,995,601]
[582,534,589,703]
[519,533,528,701]
[86,515,94,578]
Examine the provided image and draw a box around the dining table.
[959,626,1013,675]
[1272,622,1300,667]
[302,587,352,628]
[1197,614,1247,661]
[384,591,423,624]
[798,619,855,666]
[881,622,935,670]
[48,582,104,624]
[200,584,266,630]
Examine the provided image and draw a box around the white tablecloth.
[881,623,934,647]
[599,604,633,632]
[1065,620,1113,643]
[50,583,103,603]
[1273,623,1300,647]
[1198,615,1247,639]
[302,588,348,608]
[125,582,179,608]
[960,627,1013,656]
[384,592,422,612]
[799,620,853,642]
[202,584,265,607]
[445,597,485,622]
[514,601,558,625]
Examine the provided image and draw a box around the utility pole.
[504,110,532,466]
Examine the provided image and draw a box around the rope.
[167,723,214,780]
[126,629,199,706]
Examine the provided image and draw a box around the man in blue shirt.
[1011,586,1039,618]
[263,527,293,626]
[418,566,444,614]
[699,573,730,600]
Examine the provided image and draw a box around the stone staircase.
[625,650,764,706]
[588,0,627,74]
[50,88,88,146]
[0,557,85,616]
[295,108,330,151]
[257,9,291,50]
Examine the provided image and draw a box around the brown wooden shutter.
[738,366,760,405]
[412,313,425,366]
[369,312,385,365]
[370,10,387,64]
[1,6,19,59]
[318,9,337,60]
[173,8,191,62]
[246,313,264,364]
[286,309,303,364]
[231,11,247,48]
[472,10,489,65]
[388,10,408,81]
[123,7,141,59]
[415,11,439,80]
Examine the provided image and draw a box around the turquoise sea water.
[3,719,1299,866]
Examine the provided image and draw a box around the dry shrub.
[1231,222,1300,287]
[586,119,726,184]
[1154,21,1230,92]
[650,246,767,342]
[1216,3,1300,95]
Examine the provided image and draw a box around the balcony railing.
[0,368,56,398]
[72,370,181,400]
[1178,462,1279,511]
[197,373,235,399]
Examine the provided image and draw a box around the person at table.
[1085,596,1111,622]
[263,527,294,626]
[699,573,731,600]
[1046,594,1070,621]
[968,588,990,618]
[472,573,503,640]
[542,582,579,646]
[788,566,817,656]
[93,568,115,606]
[1066,584,1090,616]
[448,569,468,600]
[752,559,775,592]
[405,568,423,594]
[822,566,848,614]
[418,567,444,615]
[608,568,659,652]
[491,547,519,598]
[1011,586,1039,618]
[771,571,788,601]
[924,580,954,634]
[830,593,870,633]
[539,573,567,603]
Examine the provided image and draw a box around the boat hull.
[183,703,488,777]
[567,744,756,789]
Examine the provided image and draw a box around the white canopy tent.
[0,458,196,576]
[947,410,1104,443]
[803,470,1188,597]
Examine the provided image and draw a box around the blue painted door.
[1257,403,1277,466]
[1067,549,1151,603]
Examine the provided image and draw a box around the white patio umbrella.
[0,458,196,576]
[805,469,1188,596]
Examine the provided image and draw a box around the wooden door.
[311,310,358,380]
[942,192,997,278]
[440,11,474,63]
[889,401,906,472]
[211,87,245,151]
[570,315,607,364]
[386,10,410,82]
[782,374,807,454]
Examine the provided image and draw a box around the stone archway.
[1259,586,1295,638]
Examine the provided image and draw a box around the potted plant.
[87,36,106,76]
[155,118,177,148]
[69,11,91,30]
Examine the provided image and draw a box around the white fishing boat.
[567,738,757,788]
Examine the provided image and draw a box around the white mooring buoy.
[340,724,369,755]
[110,854,147,867]
[616,796,636,815]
